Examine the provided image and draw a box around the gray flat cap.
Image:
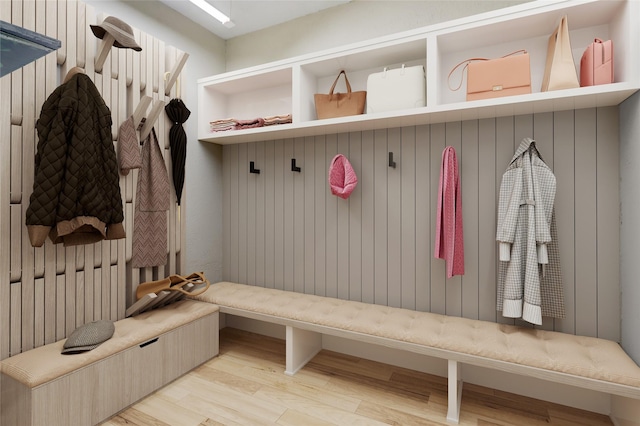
[61,320,115,355]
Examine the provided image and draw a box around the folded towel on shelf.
[209,114,292,132]
[263,114,292,126]
[210,118,238,132]
[235,118,265,130]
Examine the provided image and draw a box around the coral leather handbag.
[580,38,614,87]
[448,50,532,101]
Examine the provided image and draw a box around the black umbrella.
[164,98,191,205]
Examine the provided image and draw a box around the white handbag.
[366,64,426,114]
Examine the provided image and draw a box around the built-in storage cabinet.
[197,0,639,144]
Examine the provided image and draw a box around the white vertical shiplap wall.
[0,0,186,360]
[222,108,620,341]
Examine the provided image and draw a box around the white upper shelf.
[197,0,639,145]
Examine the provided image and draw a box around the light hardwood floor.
[100,328,613,426]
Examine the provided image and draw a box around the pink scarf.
[434,146,464,278]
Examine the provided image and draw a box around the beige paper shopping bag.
[541,15,579,92]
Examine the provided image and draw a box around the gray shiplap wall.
[222,107,620,341]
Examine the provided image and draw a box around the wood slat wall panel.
[10,283,21,356]
[34,278,45,347]
[429,124,445,314]
[34,0,49,282]
[1,71,12,360]
[65,246,76,336]
[596,107,620,341]
[445,121,462,317]
[76,0,86,68]
[62,0,77,76]
[223,111,621,340]
[1,0,185,360]
[325,134,338,299]
[575,108,598,337]
[415,125,431,312]
[10,205,21,282]
[304,137,316,295]
[361,131,375,304]
[10,126,22,204]
[247,142,258,286]
[264,140,276,288]
[387,128,401,308]
[255,141,266,286]
[461,120,479,320]
[75,271,84,328]
[0,0,9,20]
[314,136,326,297]
[274,140,285,291]
[228,145,239,283]
[57,0,66,65]
[554,110,576,335]
[238,143,248,285]
[348,132,362,302]
[0,0,8,367]
[21,268,34,352]
[56,274,66,340]
[373,129,388,306]
[495,116,516,326]
[222,143,232,283]
[532,112,555,332]
[294,138,306,295]
[336,133,349,300]
[477,119,495,323]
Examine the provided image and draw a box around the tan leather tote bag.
[541,15,579,91]
[314,70,366,119]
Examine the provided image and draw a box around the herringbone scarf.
[132,127,169,267]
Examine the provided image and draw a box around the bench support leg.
[285,326,322,376]
[446,360,463,424]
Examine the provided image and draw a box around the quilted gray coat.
[496,138,565,325]
[25,73,125,247]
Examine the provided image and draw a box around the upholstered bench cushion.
[194,281,640,388]
[1,300,219,388]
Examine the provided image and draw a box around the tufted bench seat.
[1,299,219,426]
[193,281,640,424]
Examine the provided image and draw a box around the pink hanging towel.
[434,146,464,278]
[328,154,358,199]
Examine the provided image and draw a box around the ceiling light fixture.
[188,0,235,28]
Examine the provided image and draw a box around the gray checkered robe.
[496,138,565,325]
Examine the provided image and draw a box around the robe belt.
[520,199,536,206]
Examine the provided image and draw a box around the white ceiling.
[158,0,351,40]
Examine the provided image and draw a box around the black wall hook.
[250,161,260,174]
[291,158,301,172]
[388,152,397,168]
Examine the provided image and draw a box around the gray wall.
[620,91,640,363]
[222,108,621,341]
[225,0,530,71]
